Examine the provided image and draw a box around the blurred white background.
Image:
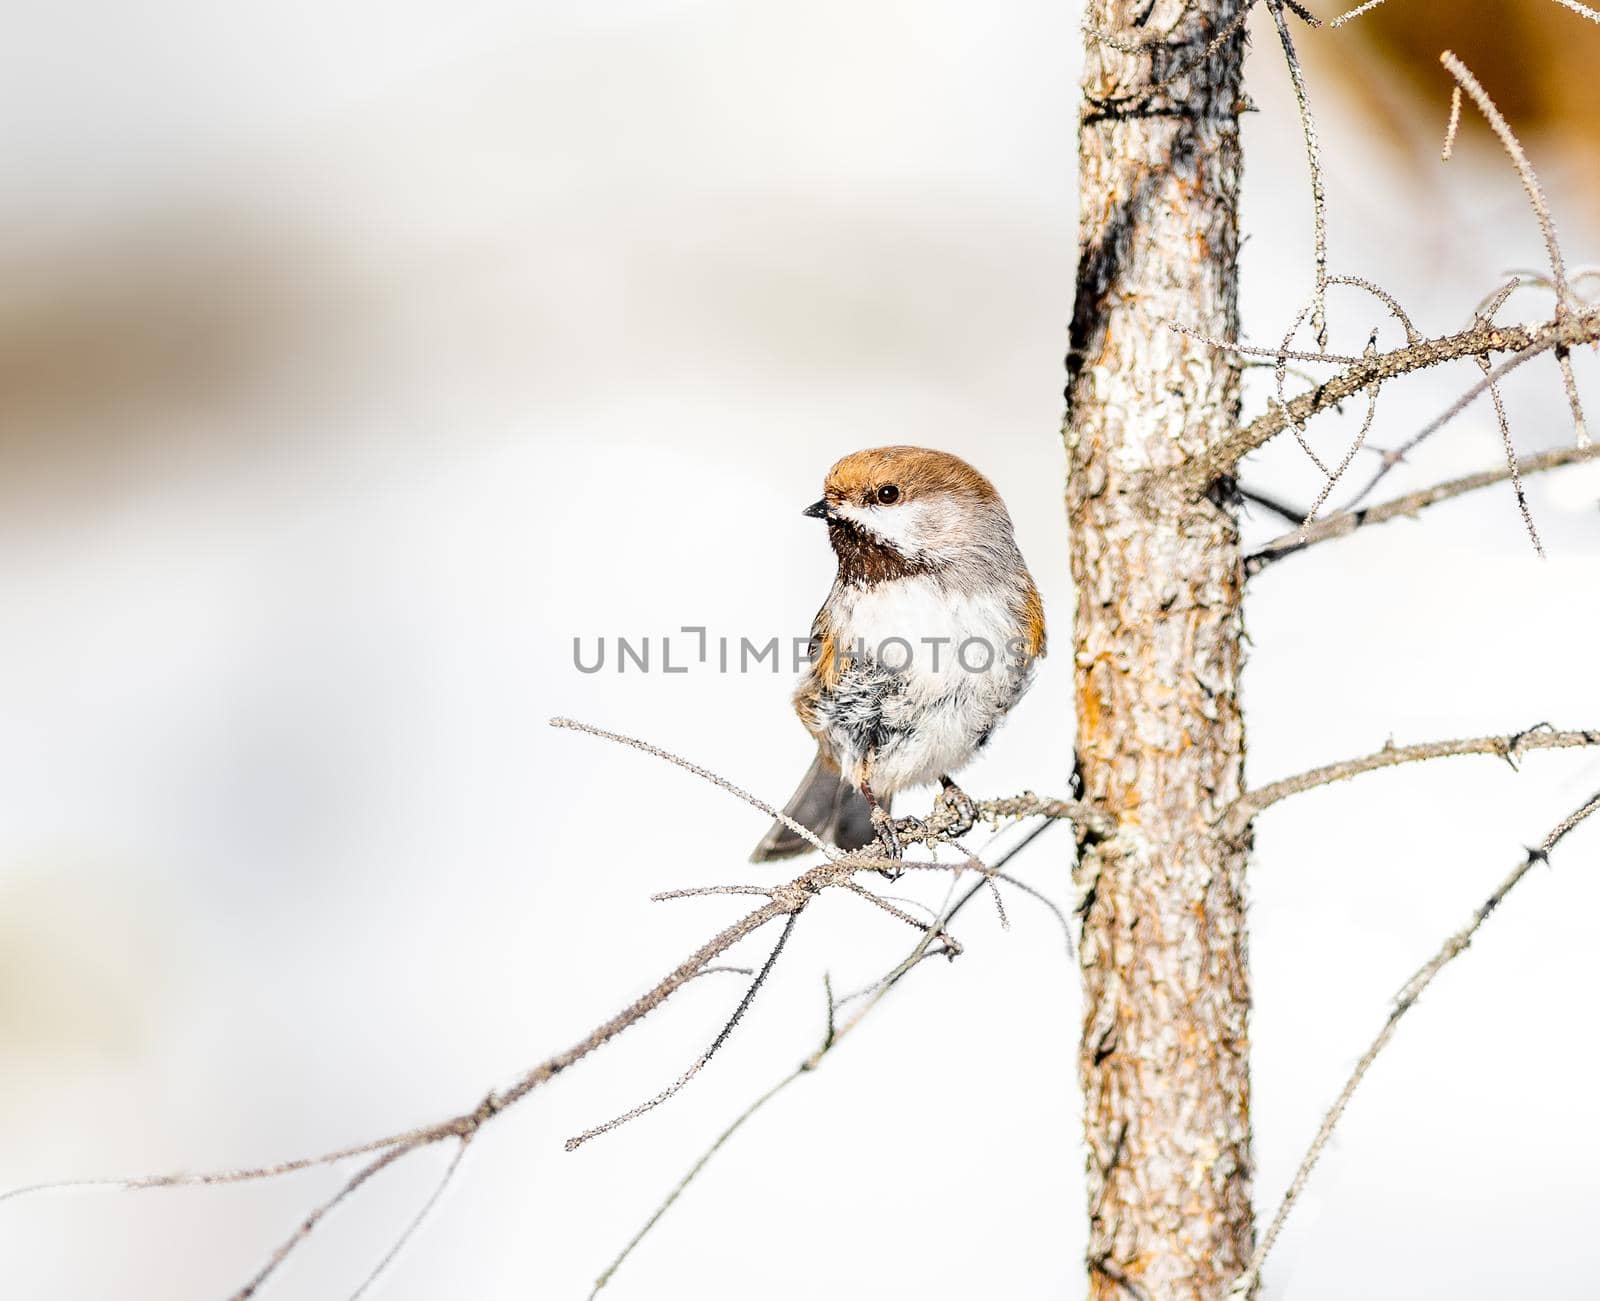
[2,2,1597,1298]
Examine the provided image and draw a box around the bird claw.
[870,809,905,874]
[937,780,977,838]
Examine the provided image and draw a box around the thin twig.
[1475,350,1542,556]
[1227,786,1600,1296]
[689,965,757,980]
[564,912,800,1151]
[652,885,774,901]
[1328,0,1390,24]
[0,1133,450,1203]
[1324,0,1600,28]
[1440,52,1589,447]
[347,1138,471,1301]
[830,948,955,1011]
[1275,299,1334,473]
[1328,276,1420,345]
[549,717,835,857]
[586,1065,807,1301]
[1168,321,1362,366]
[1338,336,1579,511]
[1268,0,1329,344]
[1238,484,1308,526]
[1476,276,1523,322]
[1223,726,1600,835]
[1244,443,1600,575]
[840,878,962,944]
[1299,336,1380,529]
[993,870,1075,954]
[230,1143,415,1300]
[1441,85,1462,162]
[1557,347,1590,447]
[1328,0,1600,24]
[870,892,942,923]
[974,861,1011,930]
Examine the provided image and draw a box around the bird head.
[802,446,1017,579]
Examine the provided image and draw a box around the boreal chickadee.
[753,446,1044,860]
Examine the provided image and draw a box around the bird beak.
[802,499,831,520]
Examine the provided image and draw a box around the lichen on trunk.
[1065,1,1254,1295]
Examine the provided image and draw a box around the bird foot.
[936,778,977,838]
[870,807,904,874]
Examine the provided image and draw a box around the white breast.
[831,576,1020,681]
[824,575,1031,794]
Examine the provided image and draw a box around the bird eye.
[876,484,900,505]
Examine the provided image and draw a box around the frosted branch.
[1224,725,1600,835]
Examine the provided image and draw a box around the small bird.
[752,446,1045,861]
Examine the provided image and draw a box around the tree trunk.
[1065,2,1253,1297]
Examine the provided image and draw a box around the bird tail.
[750,751,879,861]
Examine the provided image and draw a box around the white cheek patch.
[833,500,934,553]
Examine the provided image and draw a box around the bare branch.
[1244,443,1600,575]
[1223,726,1600,836]
[4,711,1101,1295]
[1182,308,1600,491]
[1227,785,1600,1296]
[970,791,1114,839]
[2,862,788,1269]
[588,819,1064,1296]
[1338,333,1585,511]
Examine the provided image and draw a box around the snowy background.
[2,2,1598,1298]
